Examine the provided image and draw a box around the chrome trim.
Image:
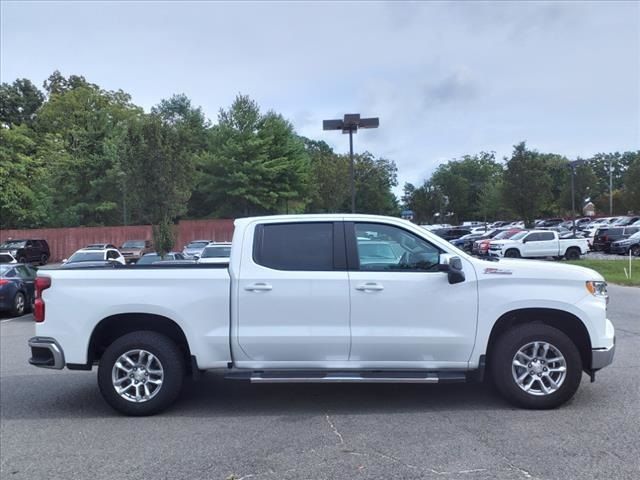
[591,342,615,370]
[28,337,65,370]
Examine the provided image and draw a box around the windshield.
[68,251,104,263]
[0,265,12,275]
[122,241,145,248]
[201,246,231,258]
[0,254,15,263]
[187,241,209,248]
[0,241,26,248]
[358,242,398,260]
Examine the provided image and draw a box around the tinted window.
[68,251,104,263]
[625,227,639,235]
[106,250,120,260]
[254,223,334,271]
[608,228,623,235]
[355,223,441,272]
[525,233,541,241]
[540,232,555,241]
[201,246,231,258]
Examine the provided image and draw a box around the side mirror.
[438,255,465,284]
[193,255,200,260]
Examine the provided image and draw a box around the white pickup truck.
[488,230,589,260]
[29,215,615,415]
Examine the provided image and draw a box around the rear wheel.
[631,245,640,257]
[504,249,520,258]
[490,324,582,409]
[40,254,48,265]
[97,331,185,416]
[564,248,580,260]
[11,292,26,317]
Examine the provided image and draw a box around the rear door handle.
[355,282,384,292]
[245,282,273,292]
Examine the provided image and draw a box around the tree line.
[2,71,638,244]
[403,144,639,226]
[0,72,399,244]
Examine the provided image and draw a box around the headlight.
[10,250,17,255]
[586,281,608,298]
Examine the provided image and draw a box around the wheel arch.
[88,313,194,372]
[486,307,593,371]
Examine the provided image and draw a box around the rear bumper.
[28,337,65,369]
[591,341,615,370]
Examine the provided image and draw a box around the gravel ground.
[1,285,639,480]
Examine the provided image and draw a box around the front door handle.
[245,282,273,292]
[355,282,384,292]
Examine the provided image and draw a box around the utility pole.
[569,159,586,235]
[323,114,379,214]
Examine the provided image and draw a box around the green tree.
[35,74,142,226]
[622,158,640,212]
[430,152,502,223]
[0,125,49,228]
[401,181,445,224]
[503,142,551,227]
[0,79,45,127]
[195,95,310,217]
[121,114,195,251]
[304,138,349,212]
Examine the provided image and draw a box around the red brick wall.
[0,219,235,261]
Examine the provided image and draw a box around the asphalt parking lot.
[1,286,639,480]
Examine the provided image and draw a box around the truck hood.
[473,257,604,282]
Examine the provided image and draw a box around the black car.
[432,228,472,241]
[0,239,50,265]
[0,264,37,316]
[537,218,564,227]
[593,226,640,252]
[609,231,640,256]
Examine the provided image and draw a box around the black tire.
[40,254,48,265]
[11,292,26,317]
[564,248,580,260]
[504,249,520,258]
[631,245,640,257]
[97,331,185,416]
[490,324,582,409]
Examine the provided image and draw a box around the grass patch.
[566,259,640,286]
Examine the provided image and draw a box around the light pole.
[323,114,379,213]
[609,157,613,216]
[569,159,586,234]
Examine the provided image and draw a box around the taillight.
[0,279,9,286]
[34,276,51,323]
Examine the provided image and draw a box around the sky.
[2,1,639,193]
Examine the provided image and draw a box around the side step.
[225,371,467,384]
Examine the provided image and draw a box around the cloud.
[423,70,478,107]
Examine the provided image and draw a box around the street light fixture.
[323,114,379,213]
[568,159,586,235]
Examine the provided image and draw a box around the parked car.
[136,252,186,265]
[536,218,564,228]
[120,240,154,263]
[0,264,37,316]
[182,240,212,258]
[86,243,118,250]
[488,230,589,260]
[453,230,499,253]
[432,227,472,241]
[64,247,126,265]
[28,214,615,415]
[612,216,640,226]
[0,253,17,264]
[473,229,523,256]
[0,239,50,265]
[592,226,640,252]
[197,243,232,264]
[608,231,640,256]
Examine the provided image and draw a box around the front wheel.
[631,245,640,257]
[97,331,185,416]
[504,249,520,258]
[490,324,582,409]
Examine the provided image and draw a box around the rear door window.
[254,222,335,271]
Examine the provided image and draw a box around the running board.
[225,371,467,384]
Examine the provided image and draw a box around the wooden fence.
[0,219,235,261]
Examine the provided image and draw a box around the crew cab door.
[235,221,350,365]
[346,222,478,368]
[523,232,557,256]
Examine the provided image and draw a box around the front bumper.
[591,341,615,370]
[28,337,65,369]
[609,245,629,254]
